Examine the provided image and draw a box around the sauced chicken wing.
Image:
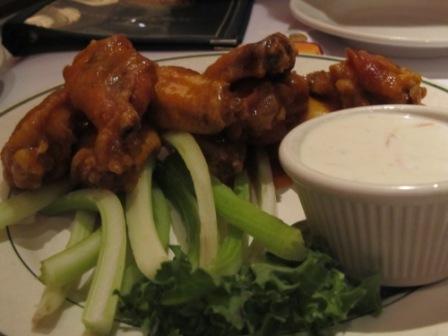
[151,66,244,134]
[227,72,309,144]
[204,33,296,83]
[202,33,308,145]
[1,89,76,189]
[307,49,427,109]
[63,34,160,190]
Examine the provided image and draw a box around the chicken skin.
[307,49,427,109]
[203,33,308,145]
[63,34,160,191]
[227,72,309,144]
[1,89,76,189]
[204,33,296,83]
[151,66,244,134]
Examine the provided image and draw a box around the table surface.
[1,0,448,111]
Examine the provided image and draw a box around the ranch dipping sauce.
[299,111,448,185]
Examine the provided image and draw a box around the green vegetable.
[0,181,71,230]
[254,147,277,215]
[40,229,101,287]
[209,172,250,276]
[212,178,307,262]
[121,262,145,297]
[249,148,277,261]
[34,211,96,324]
[163,132,218,268]
[156,154,200,265]
[43,189,127,335]
[126,159,169,279]
[152,183,172,251]
[118,247,381,336]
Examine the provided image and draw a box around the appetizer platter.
[1,34,448,336]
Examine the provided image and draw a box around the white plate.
[2,54,448,336]
[290,0,448,57]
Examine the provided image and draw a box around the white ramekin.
[279,104,448,286]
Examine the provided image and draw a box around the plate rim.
[289,0,448,49]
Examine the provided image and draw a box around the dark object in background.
[2,0,253,56]
[0,0,40,19]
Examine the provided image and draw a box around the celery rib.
[152,183,172,251]
[212,178,307,261]
[33,210,96,325]
[43,189,127,335]
[156,155,200,265]
[40,229,101,287]
[249,148,277,261]
[0,181,71,230]
[209,172,250,276]
[163,132,218,268]
[126,159,168,280]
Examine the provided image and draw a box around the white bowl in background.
[280,104,448,286]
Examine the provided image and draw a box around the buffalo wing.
[63,34,160,191]
[1,89,76,189]
[307,49,427,109]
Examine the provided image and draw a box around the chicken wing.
[202,33,308,144]
[151,66,244,134]
[204,33,296,82]
[227,72,309,144]
[1,89,76,189]
[63,34,160,190]
[307,49,427,109]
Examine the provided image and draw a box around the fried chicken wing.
[152,66,244,134]
[227,72,309,144]
[63,34,160,190]
[204,33,296,83]
[202,33,308,145]
[307,49,427,109]
[1,89,76,189]
[345,49,426,104]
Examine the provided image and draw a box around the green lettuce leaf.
[118,248,381,336]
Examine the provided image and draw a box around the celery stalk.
[255,148,277,216]
[163,132,218,268]
[0,181,71,230]
[33,211,96,324]
[152,183,172,251]
[126,159,168,279]
[249,148,277,261]
[40,229,101,286]
[209,172,250,276]
[156,155,200,265]
[43,189,127,335]
[212,178,307,261]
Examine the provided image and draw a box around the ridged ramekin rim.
[279,104,448,198]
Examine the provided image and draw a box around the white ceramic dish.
[289,0,448,57]
[280,105,448,286]
[2,54,448,335]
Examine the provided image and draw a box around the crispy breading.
[63,34,160,191]
[307,49,427,109]
[1,89,76,189]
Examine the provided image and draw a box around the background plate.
[290,0,448,58]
